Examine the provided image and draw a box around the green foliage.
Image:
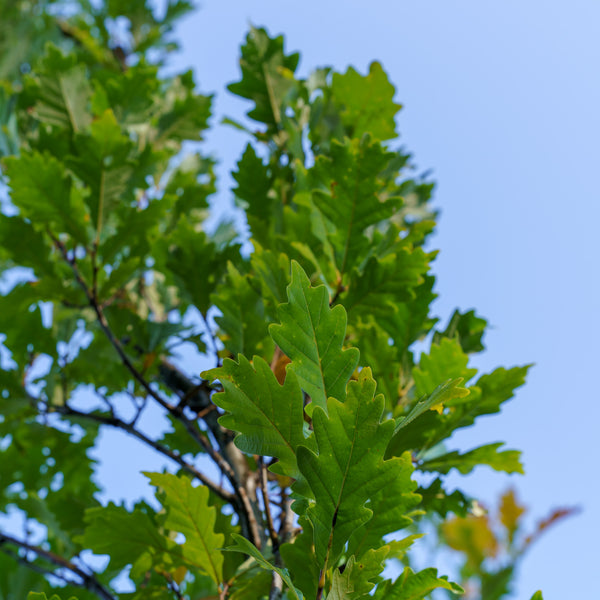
[269,261,359,413]
[0,3,567,600]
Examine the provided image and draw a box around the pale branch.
[0,531,116,600]
[268,571,284,600]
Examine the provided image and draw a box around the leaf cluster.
[0,5,557,600]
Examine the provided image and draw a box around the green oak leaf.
[387,366,529,457]
[156,71,211,144]
[419,442,524,475]
[228,26,300,131]
[25,44,92,131]
[269,261,359,414]
[297,368,404,568]
[68,109,135,233]
[203,355,311,478]
[2,150,90,243]
[413,337,478,397]
[312,137,399,277]
[472,365,532,421]
[433,309,488,354]
[279,523,320,600]
[329,547,388,600]
[342,249,429,316]
[347,451,420,558]
[82,503,183,580]
[250,245,292,309]
[349,321,401,411]
[212,261,272,357]
[393,379,470,436]
[165,219,238,314]
[331,61,401,142]
[145,472,224,585]
[232,144,273,223]
[376,567,463,599]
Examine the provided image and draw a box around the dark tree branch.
[0,531,116,600]
[199,309,221,368]
[53,402,236,503]
[0,545,73,584]
[277,489,294,546]
[158,359,261,546]
[258,457,279,553]
[49,232,260,546]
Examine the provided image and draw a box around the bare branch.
[278,488,294,546]
[258,457,279,552]
[54,402,236,504]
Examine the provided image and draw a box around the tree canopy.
[0,1,572,599]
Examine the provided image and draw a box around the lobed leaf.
[212,261,272,357]
[228,26,300,131]
[331,61,401,142]
[82,503,183,580]
[347,451,421,558]
[2,150,89,243]
[419,442,524,475]
[312,137,399,277]
[393,378,470,436]
[413,338,478,397]
[343,249,429,316]
[145,472,224,585]
[203,355,311,478]
[297,369,407,568]
[377,567,463,599]
[329,547,388,600]
[269,261,359,413]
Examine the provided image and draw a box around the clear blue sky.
[160,2,599,597]
[89,1,599,598]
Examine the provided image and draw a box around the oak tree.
[0,1,564,599]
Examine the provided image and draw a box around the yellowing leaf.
[442,514,498,569]
[499,488,526,545]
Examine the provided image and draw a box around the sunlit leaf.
[203,355,311,478]
[145,472,224,585]
[269,261,359,413]
[297,369,408,568]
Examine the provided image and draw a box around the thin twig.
[54,403,236,504]
[258,458,279,552]
[0,531,116,600]
[0,545,73,584]
[199,310,221,368]
[49,231,173,413]
[278,488,294,545]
